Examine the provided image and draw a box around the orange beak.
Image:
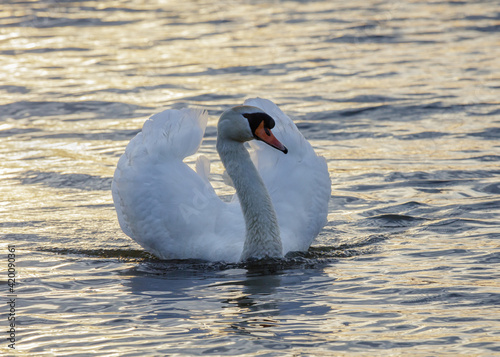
[254,121,288,154]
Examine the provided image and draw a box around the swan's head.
[218,105,288,154]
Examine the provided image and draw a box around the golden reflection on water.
[1,0,499,355]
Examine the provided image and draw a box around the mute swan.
[112,98,330,262]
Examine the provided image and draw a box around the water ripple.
[1,0,499,355]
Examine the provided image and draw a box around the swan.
[112,98,331,262]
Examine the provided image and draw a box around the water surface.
[1,0,499,355]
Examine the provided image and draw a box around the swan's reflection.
[123,262,313,335]
[220,268,283,337]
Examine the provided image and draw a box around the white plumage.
[112,98,331,262]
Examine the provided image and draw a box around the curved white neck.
[217,139,283,261]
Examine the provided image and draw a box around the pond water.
[1,0,499,355]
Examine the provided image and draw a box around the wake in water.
[38,233,390,273]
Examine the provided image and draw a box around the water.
[1,0,499,355]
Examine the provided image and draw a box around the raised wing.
[112,108,245,261]
[244,98,331,253]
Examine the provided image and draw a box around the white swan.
[112,98,330,262]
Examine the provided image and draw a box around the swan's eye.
[243,112,276,135]
[267,118,275,129]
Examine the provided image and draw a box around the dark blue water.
[1,0,499,355]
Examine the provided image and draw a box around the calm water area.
[1,0,499,355]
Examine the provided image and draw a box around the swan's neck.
[217,139,283,261]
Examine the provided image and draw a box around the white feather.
[245,98,331,253]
